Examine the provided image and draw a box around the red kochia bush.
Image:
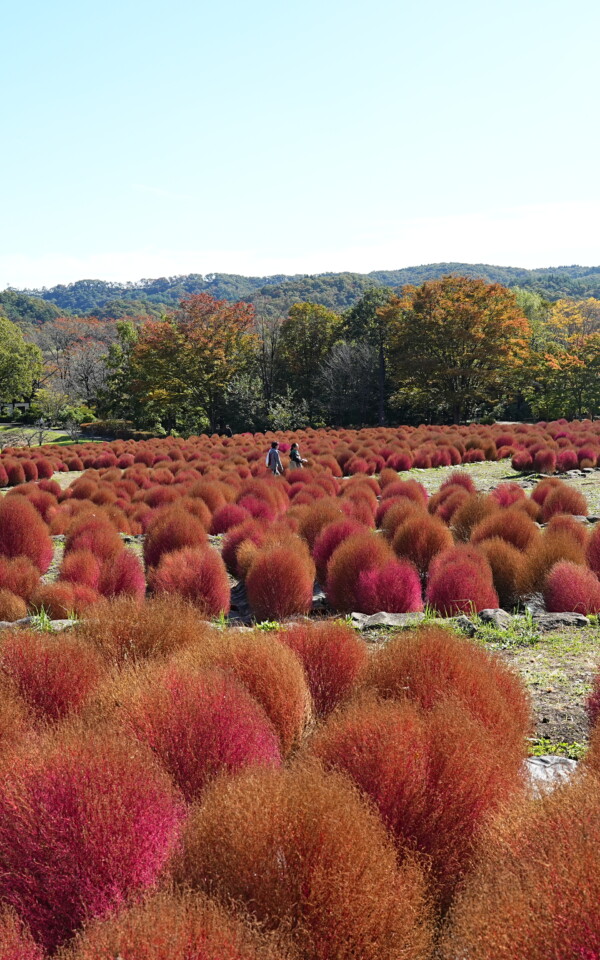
[310,696,525,908]
[98,548,147,602]
[0,725,184,952]
[143,508,208,568]
[543,560,600,614]
[114,664,281,802]
[0,589,27,622]
[278,621,368,717]
[586,672,600,728]
[59,549,102,590]
[541,482,588,520]
[149,546,230,616]
[470,506,539,551]
[61,891,291,960]
[245,544,314,621]
[326,531,393,612]
[477,537,523,610]
[425,547,499,614]
[356,559,423,614]
[0,630,105,721]
[30,582,99,619]
[221,519,267,578]
[439,780,600,960]
[312,518,366,584]
[173,764,433,960]
[64,514,123,561]
[587,522,600,576]
[364,626,531,750]
[0,557,40,602]
[210,502,251,534]
[182,630,310,756]
[0,497,53,573]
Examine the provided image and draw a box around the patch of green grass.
[529,737,587,760]
[255,620,280,631]
[474,611,542,650]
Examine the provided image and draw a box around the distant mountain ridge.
[6,262,600,324]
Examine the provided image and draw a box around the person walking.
[289,442,307,469]
[266,441,283,475]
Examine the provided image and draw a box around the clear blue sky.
[2,0,599,288]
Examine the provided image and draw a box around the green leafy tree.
[0,315,44,405]
[342,286,394,424]
[279,302,340,419]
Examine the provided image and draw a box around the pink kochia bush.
[0,725,184,952]
[426,546,499,615]
[149,546,230,616]
[543,561,600,614]
[0,497,53,573]
[115,664,282,802]
[356,560,423,614]
[99,549,147,602]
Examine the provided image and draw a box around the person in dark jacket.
[289,442,307,469]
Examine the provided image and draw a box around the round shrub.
[470,506,539,551]
[245,544,314,621]
[425,546,499,615]
[518,530,587,597]
[0,589,27,622]
[0,630,105,721]
[64,514,123,562]
[543,560,600,614]
[278,621,368,718]
[451,493,498,542]
[312,518,366,585]
[178,630,310,755]
[541,483,588,521]
[149,546,229,616]
[439,779,600,960]
[0,556,40,600]
[0,724,184,952]
[30,582,99,619]
[111,663,282,802]
[143,508,208,568]
[392,514,454,576]
[364,626,531,750]
[76,595,217,664]
[221,519,267,578]
[587,522,600,576]
[210,502,251,534]
[356,559,423,614]
[0,497,53,573]
[326,531,393,612]
[477,537,523,610]
[59,549,102,590]
[173,763,433,960]
[61,891,292,960]
[97,548,147,602]
[309,696,526,908]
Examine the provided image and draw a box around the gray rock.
[47,619,78,632]
[350,611,425,630]
[311,586,329,612]
[453,615,477,636]
[0,621,16,630]
[478,608,513,629]
[583,467,595,473]
[533,612,589,631]
[525,755,577,795]
[587,515,600,524]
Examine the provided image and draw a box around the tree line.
[2,275,600,435]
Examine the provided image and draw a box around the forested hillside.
[9,262,600,325]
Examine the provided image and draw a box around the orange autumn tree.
[381,276,531,422]
[130,294,257,431]
[529,298,600,419]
